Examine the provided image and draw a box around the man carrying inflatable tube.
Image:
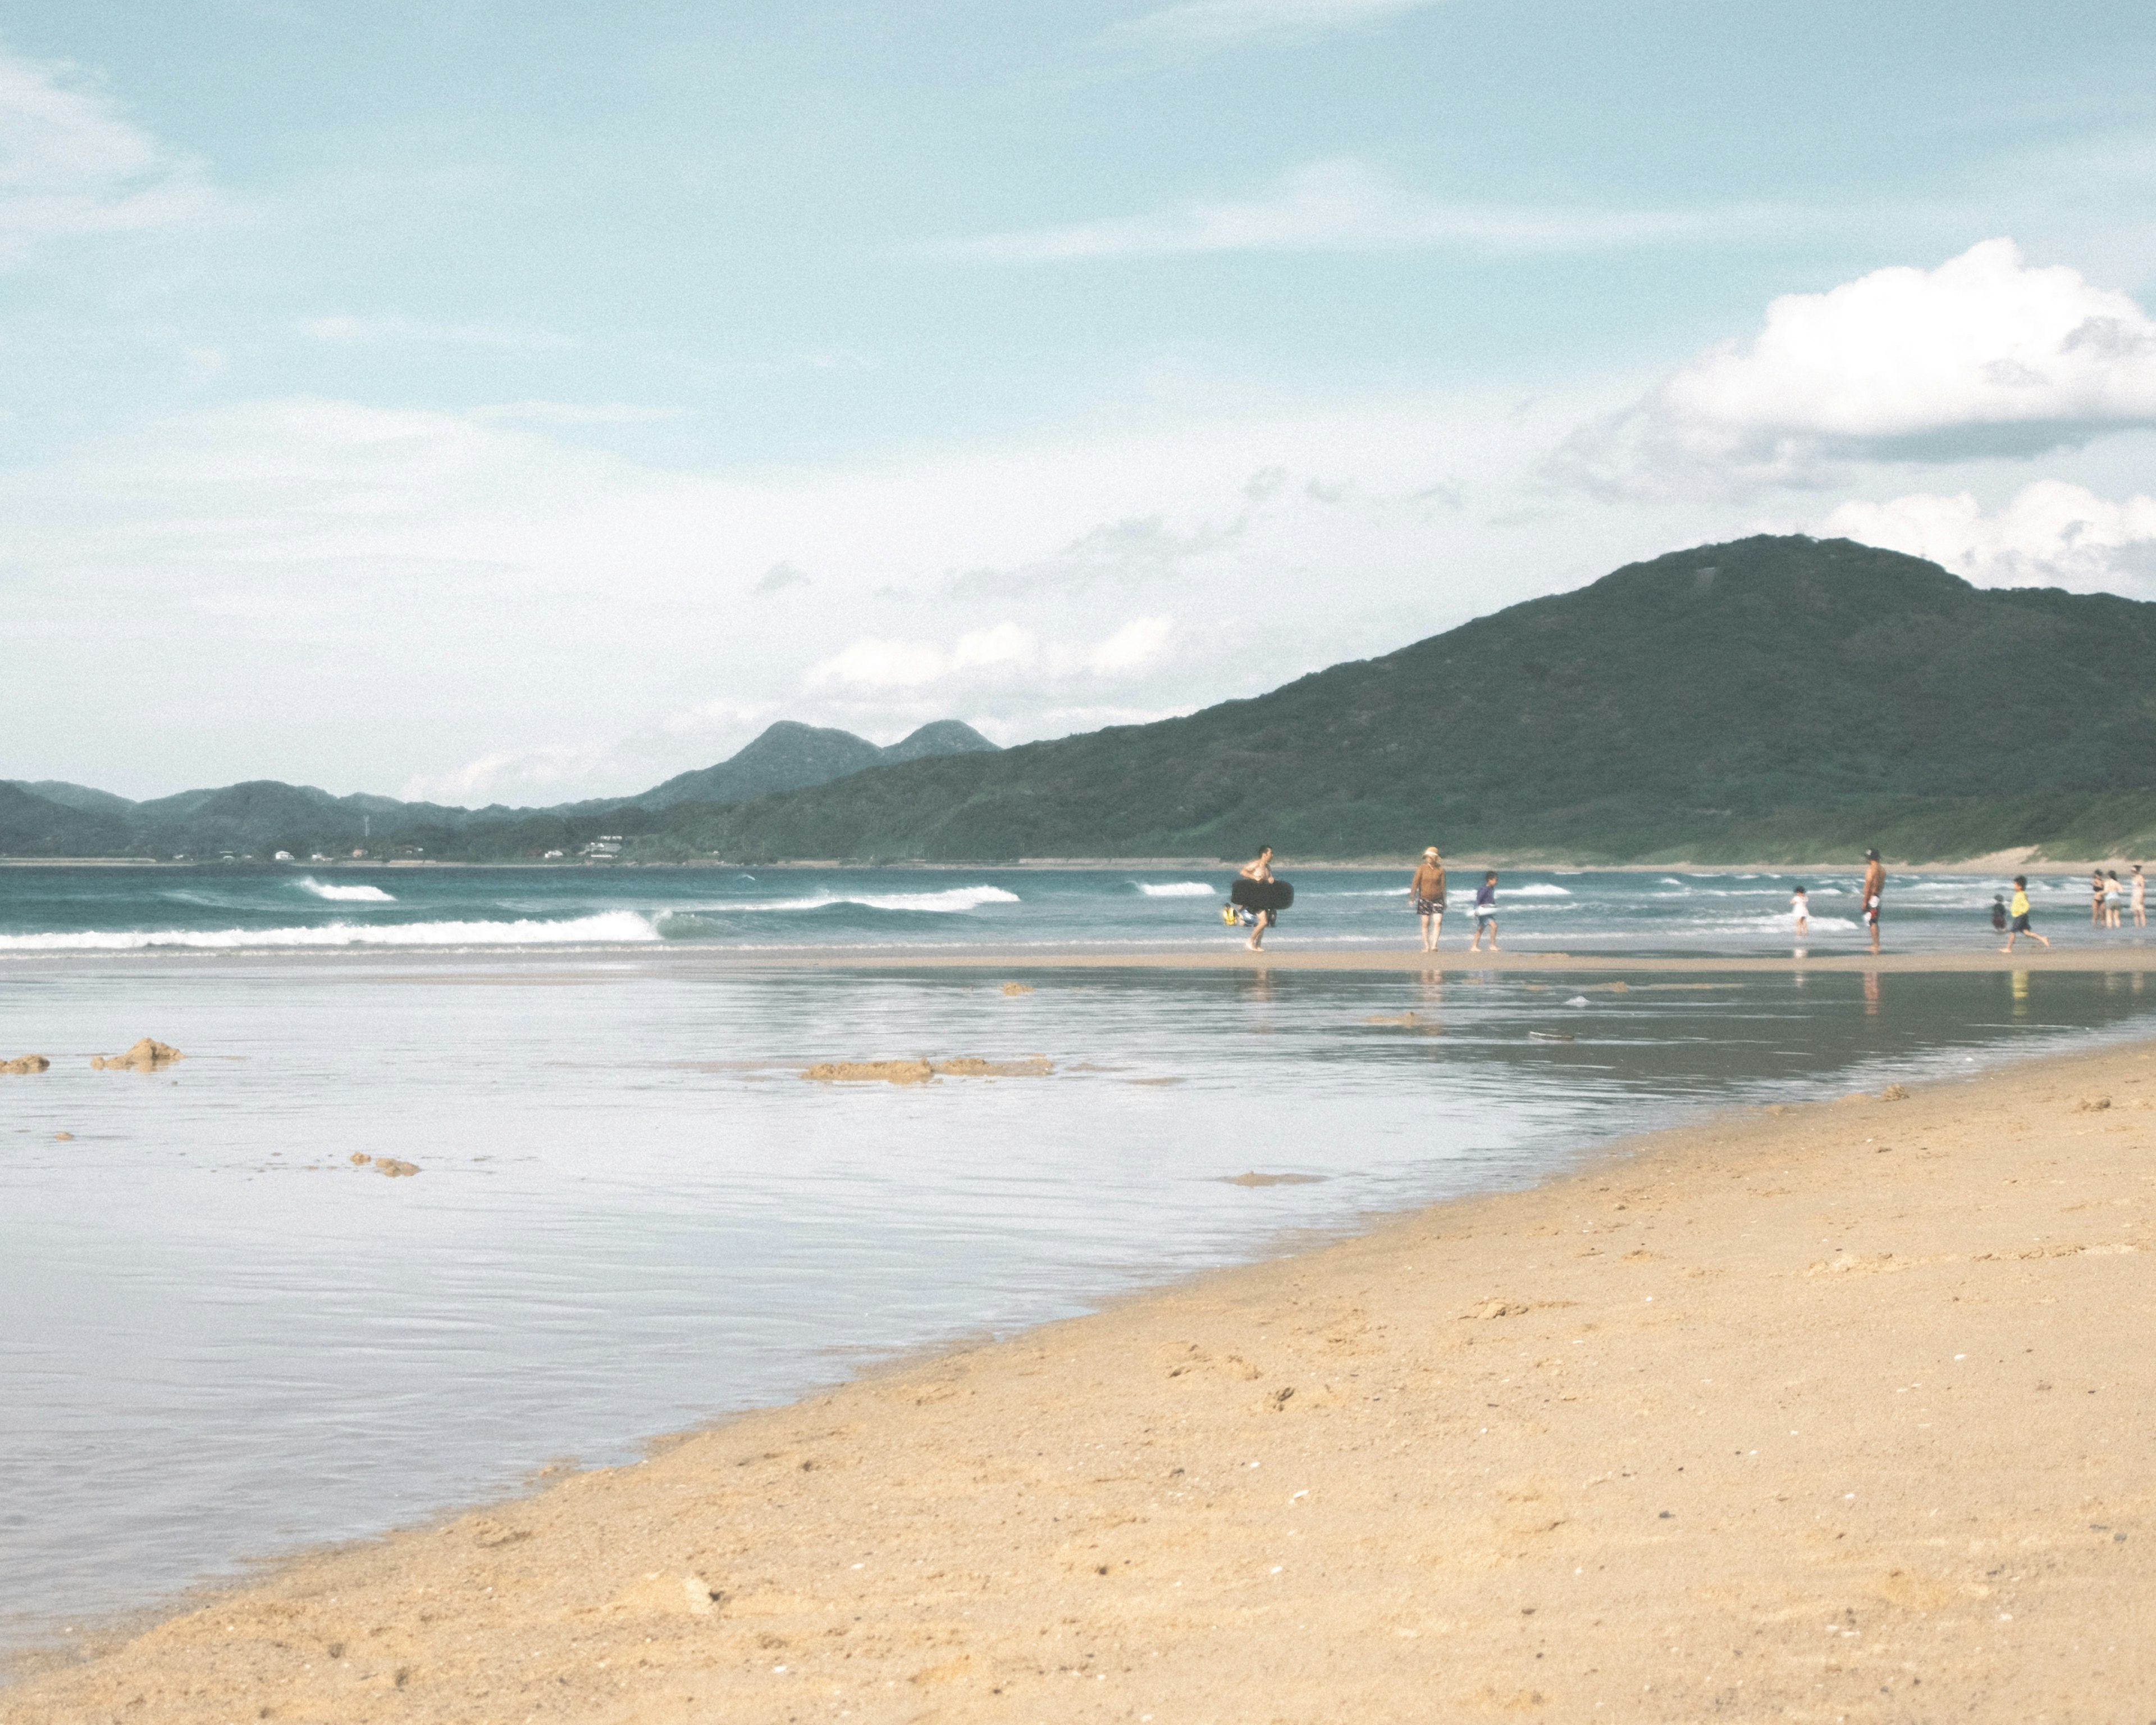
[1230,846,1294,952]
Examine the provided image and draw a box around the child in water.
[1790,886,1809,937]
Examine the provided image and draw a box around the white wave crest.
[0,912,659,952]
[720,886,1021,915]
[297,877,395,902]
[1135,882,1217,897]
[1504,883,1573,897]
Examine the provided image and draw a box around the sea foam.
[298,877,396,902]
[0,912,660,951]
[716,886,1021,915]
[1135,882,1217,897]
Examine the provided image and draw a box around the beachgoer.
[2107,870,2123,929]
[1239,845,1277,952]
[2135,864,2147,929]
[1410,847,1447,952]
[1861,849,1885,955]
[1468,871,1499,952]
[1790,886,1810,938]
[2092,868,2108,928]
[2002,875,2049,952]
[1990,895,2008,934]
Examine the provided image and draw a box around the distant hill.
[641,536,2156,864]
[0,719,997,859]
[0,783,135,857]
[3,780,138,817]
[631,719,996,810]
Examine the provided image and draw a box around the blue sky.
[6,0,2156,801]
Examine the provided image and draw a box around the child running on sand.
[2002,877,2049,951]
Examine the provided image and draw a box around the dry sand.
[10,1044,2156,1722]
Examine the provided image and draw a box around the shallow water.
[4,952,2154,1654]
[0,862,2145,957]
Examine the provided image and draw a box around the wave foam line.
[297,877,396,903]
[0,912,659,951]
[697,886,1021,915]
[1134,882,1217,898]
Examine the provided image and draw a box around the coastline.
[10,1035,2152,1721]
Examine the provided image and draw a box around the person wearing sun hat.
[1410,846,1447,952]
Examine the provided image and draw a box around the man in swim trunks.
[1410,847,1447,951]
[1239,846,1277,952]
[1860,848,1885,955]
[2000,875,2049,951]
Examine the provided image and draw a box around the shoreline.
[3,852,2148,874]
[9,1034,2153,1720]
[3,943,2153,976]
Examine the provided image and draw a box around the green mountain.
[0,719,997,859]
[0,783,135,857]
[643,536,2156,864]
[632,719,996,810]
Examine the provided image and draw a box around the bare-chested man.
[1239,846,1277,952]
[1861,848,1885,955]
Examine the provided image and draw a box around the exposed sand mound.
[1218,1171,1327,1186]
[802,1057,1053,1083]
[999,983,1034,996]
[1,1053,51,1074]
[90,1038,184,1071]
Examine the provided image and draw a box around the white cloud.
[1825,481,2156,591]
[1118,0,1440,46]
[468,400,686,425]
[1088,614,1175,673]
[806,615,1177,692]
[299,316,573,350]
[0,48,223,258]
[945,158,1707,263]
[400,743,606,807]
[1552,239,2156,497]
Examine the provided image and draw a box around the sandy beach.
[9,1023,2152,1722]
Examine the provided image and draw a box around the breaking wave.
[0,913,660,952]
[1134,882,1217,897]
[297,878,395,902]
[713,886,1021,915]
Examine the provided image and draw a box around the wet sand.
[10,1034,2153,1721]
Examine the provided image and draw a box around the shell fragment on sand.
[90,1038,184,1071]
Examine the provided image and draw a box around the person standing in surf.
[1411,847,1447,951]
[1469,871,1500,952]
[1861,848,1885,955]
[2135,864,2147,929]
[1239,845,1278,952]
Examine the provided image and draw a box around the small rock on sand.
[90,1039,184,1072]
[1465,1298,1531,1320]
[2,1053,51,1075]
[54,1130,74,1141]
[1882,1084,1911,1101]
[1000,983,1034,996]
[1219,1171,1328,1187]
[351,1153,372,1165]
[373,1158,421,1178]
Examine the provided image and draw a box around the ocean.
[0,860,2133,955]
[3,862,2152,1655]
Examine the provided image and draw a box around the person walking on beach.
[2002,875,2049,951]
[1861,849,1885,956]
[1991,894,2008,935]
[1791,885,1810,938]
[1239,845,1277,953]
[1411,847,1447,952]
[2135,864,2147,929]
[1469,871,1500,952]
[2107,870,2124,929]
